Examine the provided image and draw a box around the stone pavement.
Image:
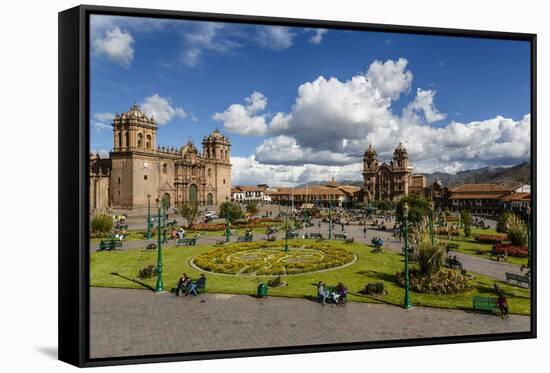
[90,287,530,359]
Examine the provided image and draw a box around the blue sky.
[90,15,531,186]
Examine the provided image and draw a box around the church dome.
[393,142,408,158]
[364,144,377,157]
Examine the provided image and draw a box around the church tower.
[112,104,157,154]
[202,129,232,205]
[392,142,409,170]
[391,143,412,199]
[110,105,159,209]
[362,144,379,202]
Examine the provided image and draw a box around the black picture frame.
[59,4,537,367]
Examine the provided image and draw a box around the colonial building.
[361,143,415,203]
[448,183,531,215]
[268,179,361,208]
[89,105,232,211]
[231,185,272,204]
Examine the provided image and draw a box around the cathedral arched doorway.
[207,193,213,206]
[189,184,198,205]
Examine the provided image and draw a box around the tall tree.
[219,201,243,224]
[179,202,199,228]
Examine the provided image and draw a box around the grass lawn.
[90,239,531,315]
[437,227,528,266]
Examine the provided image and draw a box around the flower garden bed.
[492,244,528,258]
[395,269,473,295]
[192,241,355,276]
[475,234,508,244]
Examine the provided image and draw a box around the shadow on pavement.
[110,272,155,291]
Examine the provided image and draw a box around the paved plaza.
[90,287,530,358]
[90,212,530,358]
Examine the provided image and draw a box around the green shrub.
[91,214,113,234]
[508,222,528,247]
[138,265,157,279]
[497,211,523,234]
[416,239,444,277]
[364,282,385,296]
[461,209,471,237]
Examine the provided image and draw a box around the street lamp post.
[225,215,230,243]
[146,194,151,240]
[284,211,289,253]
[155,197,164,293]
[428,201,434,246]
[328,195,333,240]
[403,202,412,309]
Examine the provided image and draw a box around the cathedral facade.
[89,105,232,211]
[362,143,415,202]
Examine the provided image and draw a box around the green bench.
[115,224,128,230]
[237,235,253,242]
[171,278,207,295]
[505,272,530,288]
[317,285,347,305]
[286,231,299,239]
[166,220,178,227]
[308,233,324,240]
[472,296,499,314]
[98,240,123,251]
[177,238,197,246]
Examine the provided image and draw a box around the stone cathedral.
[89,105,232,211]
[362,143,415,202]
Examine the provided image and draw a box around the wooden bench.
[333,233,347,240]
[307,233,324,240]
[472,296,499,314]
[98,240,123,251]
[446,243,459,250]
[317,285,347,305]
[505,272,530,288]
[445,257,463,270]
[115,224,128,230]
[171,278,207,295]
[237,235,253,242]
[177,238,197,246]
[286,231,299,239]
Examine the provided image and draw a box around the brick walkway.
[90,287,530,358]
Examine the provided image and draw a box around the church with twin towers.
[89,104,232,212]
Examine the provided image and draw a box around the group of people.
[317,281,348,306]
[175,273,207,296]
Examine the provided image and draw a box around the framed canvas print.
[58,5,537,367]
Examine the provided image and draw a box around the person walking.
[363,226,367,239]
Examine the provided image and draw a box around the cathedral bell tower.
[112,104,157,154]
[202,129,232,205]
[362,144,379,202]
[392,142,409,170]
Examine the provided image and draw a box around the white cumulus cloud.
[92,27,135,68]
[257,26,295,50]
[141,94,187,125]
[215,57,530,174]
[309,29,328,45]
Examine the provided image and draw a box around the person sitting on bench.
[176,273,190,296]
[188,274,207,296]
[317,281,329,305]
[334,282,347,305]
[497,294,509,319]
